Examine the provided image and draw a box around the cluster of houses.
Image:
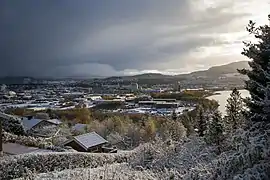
[0,83,195,117]
[0,112,116,156]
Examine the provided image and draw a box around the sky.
[1,0,270,77]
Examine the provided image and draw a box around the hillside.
[186,61,249,77]
[129,73,173,79]
[0,61,249,84]
[103,61,249,87]
[105,73,174,81]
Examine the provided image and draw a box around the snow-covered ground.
[20,163,160,180]
[2,122,270,180]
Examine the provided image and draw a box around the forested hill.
[105,61,248,82]
[184,61,249,77]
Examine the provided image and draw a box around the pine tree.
[257,84,270,120]
[238,15,270,122]
[225,88,245,130]
[180,111,194,136]
[205,110,225,153]
[196,105,207,137]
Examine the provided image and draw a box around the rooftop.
[21,117,43,131]
[74,132,108,150]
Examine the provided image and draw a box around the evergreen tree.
[180,111,194,136]
[238,15,270,122]
[205,110,225,153]
[225,88,245,130]
[257,84,270,120]
[196,105,207,137]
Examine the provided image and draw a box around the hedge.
[0,152,132,179]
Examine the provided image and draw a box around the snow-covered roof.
[21,118,43,131]
[74,132,108,150]
[3,143,54,155]
[47,119,62,125]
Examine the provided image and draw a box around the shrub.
[2,131,66,152]
[0,152,132,179]
[1,117,25,135]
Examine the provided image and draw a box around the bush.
[0,152,132,179]
[2,131,66,152]
[1,117,25,135]
[129,137,217,179]
[24,163,164,180]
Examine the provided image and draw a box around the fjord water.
[207,90,250,115]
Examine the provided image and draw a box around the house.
[3,143,54,155]
[63,132,109,153]
[21,117,62,136]
[21,117,43,132]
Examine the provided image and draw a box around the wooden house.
[21,117,62,136]
[63,132,109,153]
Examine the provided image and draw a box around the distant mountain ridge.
[176,60,248,77]
[0,61,249,84]
[105,61,249,81]
[186,61,249,77]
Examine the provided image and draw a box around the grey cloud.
[0,0,265,77]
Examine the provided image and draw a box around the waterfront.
[207,90,250,115]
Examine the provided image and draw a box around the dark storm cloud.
[0,0,188,76]
[0,0,267,77]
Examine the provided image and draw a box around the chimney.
[0,120,3,156]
